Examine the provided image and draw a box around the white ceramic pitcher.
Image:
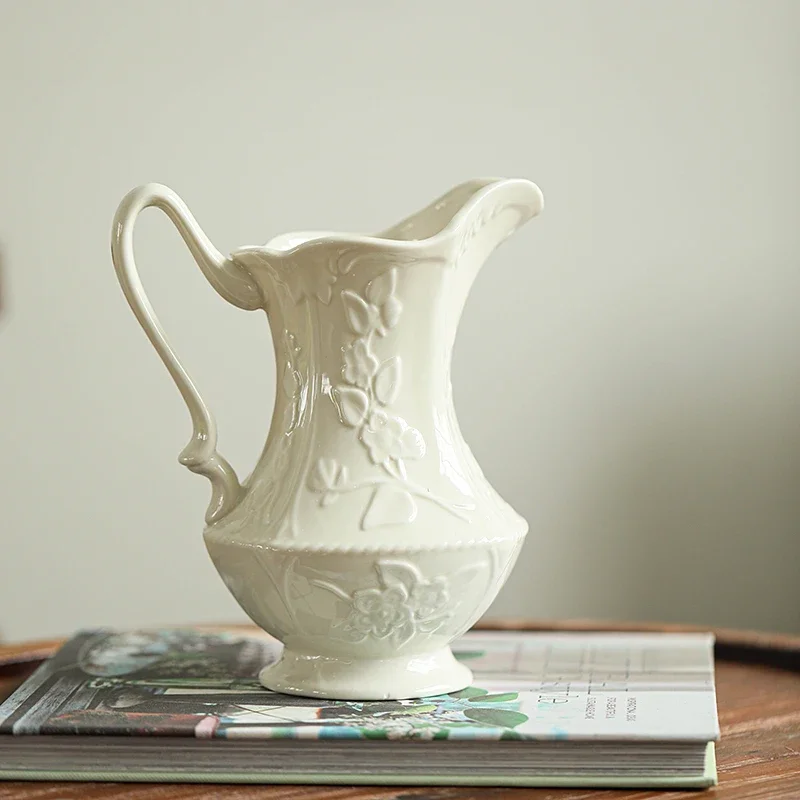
[111,178,544,699]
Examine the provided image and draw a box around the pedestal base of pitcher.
[259,646,472,700]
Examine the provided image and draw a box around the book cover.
[0,628,719,743]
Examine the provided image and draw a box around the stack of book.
[0,628,719,788]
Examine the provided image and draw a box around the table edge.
[2,618,798,673]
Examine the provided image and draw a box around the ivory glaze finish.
[111,178,544,699]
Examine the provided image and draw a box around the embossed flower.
[360,410,425,466]
[346,586,414,640]
[342,339,380,389]
[409,577,449,619]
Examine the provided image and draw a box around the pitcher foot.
[259,646,472,700]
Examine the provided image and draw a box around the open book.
[0,628,719,788]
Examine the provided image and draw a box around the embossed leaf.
[376,559,422,594]
[341,624,369,643]
[332,385,369,427]
[341,290,375,335]
[417,615,450,634]
[374,357,401,406]
[383,457,407,481]
[393,619,416,647]
[315,279,335,305]
[308,458,348,492]
[282,365,301,400]
[308,458,333,492]
[325,254,339,275]
[409,576,449,619]
[310,578,352,602]
[285,262,336,305]
[335,249,364,275]
[321,491,338,507]
[333,464,348,488]
[362,485,418,529]
[381,295,402,329]
[366,268,397,306]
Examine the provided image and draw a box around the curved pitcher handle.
[111,183,262,525]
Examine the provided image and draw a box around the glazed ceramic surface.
[111,178,544,699]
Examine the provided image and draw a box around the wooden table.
[0,620,798,800]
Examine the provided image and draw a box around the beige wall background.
[1,0,798,640]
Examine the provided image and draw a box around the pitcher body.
[111,178,544,699]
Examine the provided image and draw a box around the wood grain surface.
[0,620,797,800]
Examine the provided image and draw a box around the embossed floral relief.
[342,339,378,389]
[280,329,305,433]
[312,560,452,646]
[361,410,424,470]
[222,327,307,537]
[307,457,348,507]
[456,203,506,261]
[278,247,419,308]
[307,267,468,530]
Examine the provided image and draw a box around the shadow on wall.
[489,333,800,635]
[0,246,4,317]
[612,392,800,633]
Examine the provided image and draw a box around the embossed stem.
[325,476,472,522]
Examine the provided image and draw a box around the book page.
[457,632,719,741]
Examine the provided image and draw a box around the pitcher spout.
[379,178,544,263]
